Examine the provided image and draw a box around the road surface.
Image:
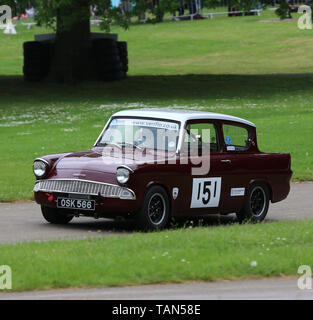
[0,277,312,300]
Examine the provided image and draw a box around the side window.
[223,124,249,151]
[183,122,219,153]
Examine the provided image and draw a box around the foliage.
[151,0,180,22]
[0,0,271,27]
[228,0,259,11]
[275,0,291,20]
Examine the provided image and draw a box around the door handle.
[221,159,232,163]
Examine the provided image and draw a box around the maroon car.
[33,109,292,229]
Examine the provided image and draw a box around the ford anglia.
[33,109,292,229]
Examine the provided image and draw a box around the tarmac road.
[0,277,312,300]
[0,182,312,244]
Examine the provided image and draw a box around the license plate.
[57,198,95,211]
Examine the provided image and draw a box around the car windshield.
[97,117,180,152]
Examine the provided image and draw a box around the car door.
[217,121,254,213]
[178,120,227,216]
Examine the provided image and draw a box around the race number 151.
[191,177,221,208]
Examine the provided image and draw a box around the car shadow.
[39,212,280,234]
[38,213,238,233]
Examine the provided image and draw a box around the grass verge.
[0,219,312,292]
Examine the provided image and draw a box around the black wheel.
[135,186,170,230]
[236,183,270,223]
[41,206,74,224]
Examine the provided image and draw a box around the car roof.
[112,108,256,127]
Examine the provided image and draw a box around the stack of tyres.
[23,41,50,81]
[117,41,128,76]
[92,39,127,81]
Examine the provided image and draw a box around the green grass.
[0,10,313,201]
[0,220,312,291]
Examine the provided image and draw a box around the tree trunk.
[54,1,91,83]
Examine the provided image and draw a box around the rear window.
[223,124,249,151]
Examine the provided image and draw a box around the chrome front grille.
[34,179,125,198]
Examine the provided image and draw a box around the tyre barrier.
[23,41,51,82]
[23,39,128,82]
[92,39,128,81]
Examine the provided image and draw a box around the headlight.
[33,160,47,177]
[116,167,130,184]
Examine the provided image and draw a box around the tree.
[275,0,291,19]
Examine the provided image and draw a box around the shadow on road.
[37,213,265,234]
[37,212,282,235]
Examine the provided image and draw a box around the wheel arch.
[144,181,172,213]
[248,179,273,201]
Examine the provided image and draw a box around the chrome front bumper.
[33,179,136,200]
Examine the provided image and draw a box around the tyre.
[92,39,117,50]
[23,62,48,68]
[24,53,49,60]
[23,42,49,56]
[24,59,49,66]
[119,52,128,59]
[98,63,123,73]
[98,71,126,81]
[121,65,128,72]
[236,182,270,223]
[135,186,170,230]
[24,75,43,82]
[41,206,74,224]
[120,57,128,65]
[100,56,121,64]
[23,41,44,51]
[117,41,127,52]
[23,67,49,77]
[102,48,120,56]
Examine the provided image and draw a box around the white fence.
[140,9,262,23]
